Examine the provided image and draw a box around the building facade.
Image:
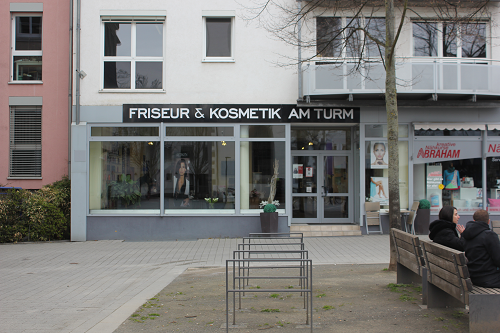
[71,0,500,241]
[1,1,70,190]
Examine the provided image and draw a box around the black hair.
[175,158,189,179]
[438,205,456,222]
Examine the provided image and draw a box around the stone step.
[290,224,362,237]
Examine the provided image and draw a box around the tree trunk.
[385,0,401,271]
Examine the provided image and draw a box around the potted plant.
[260,203,278,234]
[109,174,141,208]
[414,199,431,234]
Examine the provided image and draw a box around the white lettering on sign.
[290,108,354,120]
[209,108,282,120]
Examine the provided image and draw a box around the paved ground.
[0,235,416,333]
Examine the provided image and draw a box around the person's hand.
[456,224,465,234]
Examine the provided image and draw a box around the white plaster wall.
[78,0,298,106]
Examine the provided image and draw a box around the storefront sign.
[413,140,481,164]
[486,143,500,157]
[123,104,360,123]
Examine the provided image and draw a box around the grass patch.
[452,311,464,318]
[399,294,416,302]
[270,294,279,298]
[316,293,326,298]
[323,305,335,310]
[261,309,280,313]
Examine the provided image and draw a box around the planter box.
[260,212,279,234]
[414,209,430,235]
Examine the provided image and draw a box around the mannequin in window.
[443,163,460,190]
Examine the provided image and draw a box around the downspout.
[297,0,303,101]
[75,0,81,125]
[68,0,73,178]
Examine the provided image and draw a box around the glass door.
[292,153,352,223]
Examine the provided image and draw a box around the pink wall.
[0,0,70,189]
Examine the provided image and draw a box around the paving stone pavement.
[0,235,397,333]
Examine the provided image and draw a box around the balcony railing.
[302,58,500,98]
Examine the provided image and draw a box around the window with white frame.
[9,106,42,177]
[102,18,164,90]
[413,21,487,58]
[316,17,385,58]
[12,15,42,81]
[203,15,234,61]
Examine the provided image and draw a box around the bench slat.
[471,286,500,295]
[392,229,421,246]
[425,252,469,279]
[394,237,418,255]
[427,272,470,304]
[398,248,422,276]
[428,262,463,287]
[421,241,467,266]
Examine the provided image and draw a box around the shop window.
[164,141,235,212]
[487,157,500,213]
[241,142,286,212]
[365,124,408,138]
[165,127,233,136]
[89,141,160,212]
[241,125,285,138]
[415,129,481,137]
[316,17,385,58]
[9,106,42,177]
[204,16,233,61]
[12,15,42,81]
[91,127,159,136]
[103,20,164,90]
[291,127,351,150]
[413,21,487,58]
[365,141,408,210]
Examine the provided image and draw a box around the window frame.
[202,14,235,62]
[100,17,166,92]
[11,13,43,83]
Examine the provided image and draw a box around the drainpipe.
[75,0,81,125]
[297,0,303,101]
[68,0,73,178]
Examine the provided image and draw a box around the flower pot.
[260,212,279,234]
[414,209,430,235]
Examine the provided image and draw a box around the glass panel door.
[322,155,350,222]
[292,156,319,222]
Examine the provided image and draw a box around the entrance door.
[292,152,352,223]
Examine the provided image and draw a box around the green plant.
[269,293,279,298]
[323,305,335,310]
[263,203,277,213]
[261,309,280,312]
[419,199,431,209]
[110,174,141,208]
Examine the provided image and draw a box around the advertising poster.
[293,164,303,179]
[370,142,388,169]
[369,177,388,205]
[305,167,313,177]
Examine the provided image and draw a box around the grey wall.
[87,216,290,241]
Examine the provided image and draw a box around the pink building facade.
[0,1,70,189]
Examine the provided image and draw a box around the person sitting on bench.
[428,205,465,251]
[462,209,500,288]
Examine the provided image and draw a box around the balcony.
[301,58,500,104]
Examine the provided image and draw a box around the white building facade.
[71,0,500,241]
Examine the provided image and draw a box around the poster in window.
[369,177,388,205]
[370,142,388,169]
[305,167,313,177]
[293,164,303,179]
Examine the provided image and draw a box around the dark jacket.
[428,219,465,251]
[462,220,500,287]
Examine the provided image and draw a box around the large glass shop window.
[487,157,500,213]
[89,141,161,212]
[164,141,235,212]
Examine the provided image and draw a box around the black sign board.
[123,104,360,123]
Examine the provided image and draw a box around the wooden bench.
[492,220,500,236]
[420,240,500,333]
[391,228,427,304]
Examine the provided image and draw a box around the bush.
[419,199,431,209]
[263,203,277,213]
[0,176,71,243]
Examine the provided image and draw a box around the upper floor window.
[102,19,164,90]
[316,17,385,58]
[413,21,487,58]
[12,15,42,81]
[203,14,234,62]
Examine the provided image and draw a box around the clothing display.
[443,168,460,190]
[462,220,500,288]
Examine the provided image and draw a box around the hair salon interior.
[6,1,499,241]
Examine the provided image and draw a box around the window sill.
[99,89,166,93]
[7,177,42,179]
[202,58,235,63]
[9,81,43,85]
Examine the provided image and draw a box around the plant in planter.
[110,174,141,208]
[414,199,431,234]
[260,203,278,234]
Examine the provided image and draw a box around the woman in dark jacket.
[428,205,465,251]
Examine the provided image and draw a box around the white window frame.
[11,13,43,82]
[202,11,235,63]
[100,15,166,92]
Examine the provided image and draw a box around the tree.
[244,0,491,270]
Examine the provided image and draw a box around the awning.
[487,124,500,131]
[414,123,486,131]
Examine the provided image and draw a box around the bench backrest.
[491,220,500,236]
[391,228,424,276]
[420,240,472,304]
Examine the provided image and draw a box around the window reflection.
[164,141,235,210]
[413,22,438,56]
[206,18,231,57]
[292,128,351,150]
[91,127,159,136]
[316,17,342,57]
[136,23,163,57]
[16,17,42,50]
[104,23,131,56]
[461,23,486,58]
[136,62,162,89]
[104,62,131,88]
[366,18,385,57]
